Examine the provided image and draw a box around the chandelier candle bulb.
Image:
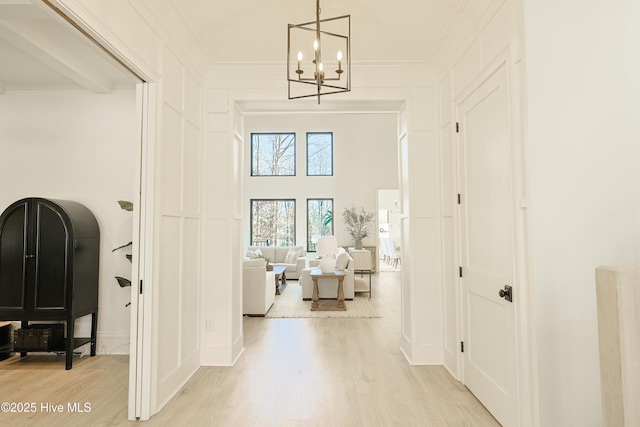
[315,62,325,81]
[287,0,350,103]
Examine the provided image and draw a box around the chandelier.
[287,0,351,104]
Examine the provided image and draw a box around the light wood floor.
[0,271,499,426]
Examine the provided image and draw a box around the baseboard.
[96,332,130,355]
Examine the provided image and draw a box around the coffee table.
[272,265,287,295]
[310,269,346,311]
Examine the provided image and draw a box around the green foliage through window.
[307,199,333,252]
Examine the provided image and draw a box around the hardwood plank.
[0,272,499,426]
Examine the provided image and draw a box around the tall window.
[307,198,333,252]
[251,133,296,176]
[306,132,333,176]
[250,199,296,246]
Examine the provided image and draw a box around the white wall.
[243,113,398,251]
[53,0,208,418]
[0,88,137,354]
[397,88,443,365]
[202,92,244,366]
[433,0,533,424]
[524,1,640,425]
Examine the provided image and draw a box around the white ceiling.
[0,1,138,93]
[0,0,465,92]
[169,0,465,64]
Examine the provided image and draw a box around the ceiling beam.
[0,18,113,93]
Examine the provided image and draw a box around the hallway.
[0,272,499,426]
[146,272,499,426]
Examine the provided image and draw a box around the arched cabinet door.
[33,201,69,310]
[0,201,29,310]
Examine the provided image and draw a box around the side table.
[349,248,372,298]
[310,269,346,311]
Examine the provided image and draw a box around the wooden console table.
[310,269,346,311]
[272,265,287,295]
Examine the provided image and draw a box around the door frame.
[39,1,159,420]
[128,82,157,421]
[452,45,536,426]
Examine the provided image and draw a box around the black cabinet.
[0,198,99,369]
[0,322,10,361]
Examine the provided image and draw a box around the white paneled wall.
[202,87,244,365]
[51,0,207,419]
[153,44,202,412]
[434,0,530,424]
[398,85,443,364]
[231,111,245,357]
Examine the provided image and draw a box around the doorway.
[0,0,141,419]
[377,189,401,272]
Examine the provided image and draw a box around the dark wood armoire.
[0,197,99,369]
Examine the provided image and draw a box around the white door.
[458,63,517,426]
[129,82,155,420]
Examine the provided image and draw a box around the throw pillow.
[336,252,350,270]
[247,248,262,259]
[284,247,302,264]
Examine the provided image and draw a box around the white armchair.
[243,258,275,316]
[300,252,355,300]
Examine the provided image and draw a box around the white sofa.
[246,245,307,279]
[300,253,355,300]
[243,258,275,316]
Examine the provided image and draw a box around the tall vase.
[354,239,363,250]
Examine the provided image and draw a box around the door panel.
[34,204,67,309]
[459,64,517,426]
[0,204,28,309]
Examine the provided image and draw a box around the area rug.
[265,283,382,318]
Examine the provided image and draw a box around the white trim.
[42,0,157,82]
[127,82,158,421]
